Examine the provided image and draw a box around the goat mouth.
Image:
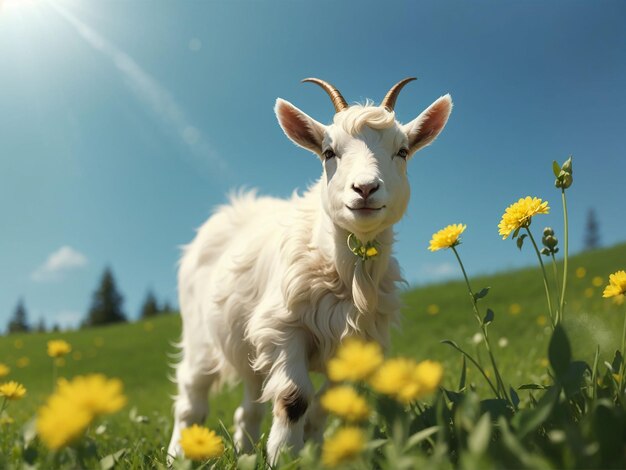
[346,205,385,213]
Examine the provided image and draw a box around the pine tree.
[161,300,173,314]
[140,289,160,319]
[84,267,127,327]
[584,208,601,250]
[7,299,30,334]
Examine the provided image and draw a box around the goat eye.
[323,149,336,160]
[397,148,408,160]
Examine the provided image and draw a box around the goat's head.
[275,78,452,240]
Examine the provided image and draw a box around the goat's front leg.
[262,335,313,464]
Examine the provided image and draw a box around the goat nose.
[351,181,380,199]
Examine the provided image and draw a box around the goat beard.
[352,258,378,315]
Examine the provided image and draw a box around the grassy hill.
[2,242,625,434]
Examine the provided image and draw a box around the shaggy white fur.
[167,89,452,463]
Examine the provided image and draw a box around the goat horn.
[380,77,417,111]
[302,78,349,113]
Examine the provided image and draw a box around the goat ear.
[275,99,325,155]
[403,94,452,156]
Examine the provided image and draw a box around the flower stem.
[559,189,569,324]
[451,246,509,403]
[525,228,555,329]
[0,397,7,416]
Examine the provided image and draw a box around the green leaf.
[552,160,561,177]
[513,386,558,439]
[100,449,127,470]
[509,386,520,409]
[483,308,494,326]
[404,426,440,451]
[459,354,467,391]
[468,413,492,455]
[516,233,527,251]
[611,350,623,372]
[474,287,490,301]
[548,324,571,381]
[512,227,521,239]
[518,383,547,390]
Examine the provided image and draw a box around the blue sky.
[1,0,624,330]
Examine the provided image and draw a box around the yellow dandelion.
[592,276,604,287]
[179,424,224,461]
[603,271,626,298]
[509,303,522,315]
[0,381,27,400]
[365,246,379,258]
[327,339,383,382]
[37,394,92,450]
[322,426,365,467]
[428,224,466,252]
[539,358,549,368]
[0,363,9,378]
[47,340,72,358]
[320,386,370,422]
[498,197,549,239]
[370,358,442,404]
[575,267,586,279]
[56,374,127,416]
[414,360,444,395]
[584,287,594,298]
[426,304,440,315]
[536,315,548,326]
[16,357,30,368]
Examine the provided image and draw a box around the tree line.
[5,267,173,334]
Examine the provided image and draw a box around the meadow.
[1,238,625,468]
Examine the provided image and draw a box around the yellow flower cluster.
[0,363,9,378]
[428,224,466,251]
[603,271,626,299]
[322,426,365,467]
[328,339,383,382]
[37,374,127,450]
[47,339,72,358]
[498,196,549,239]
[370,358,443,404]
[0,381,27,400]
[320,386,370,422]
[179,424,224,461]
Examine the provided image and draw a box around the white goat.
[167,78,452,462]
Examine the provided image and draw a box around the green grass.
[1,242,625,465]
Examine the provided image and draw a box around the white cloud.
[31,246,87,282]
[420,262,457,279]
[50,4,226,174]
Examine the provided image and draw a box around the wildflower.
[0,381,27,400]
[471,333,483,344]
[539,358,549,368]
[509,303,522,315]
[370,358,442,404]
[576,267,586,279]
[0,415,14,425]
[603,271,626,298]
[47,340,72,358]
[426,304,440,315]
[56,374,126,416]
[592,276,604,287]
[179,424,224,461]
[37,394,92,450]
[322,426,365,467]
[347,233,379,261]
[0,363,9,378]
[498,337,509,348]
[16,357,29,368]
[320,386,370,422]
[328,339,383,382]
[536,315,548,326]
[498,197,549,239]
[428,224,466,251]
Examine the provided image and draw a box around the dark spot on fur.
[280,390,308,423]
